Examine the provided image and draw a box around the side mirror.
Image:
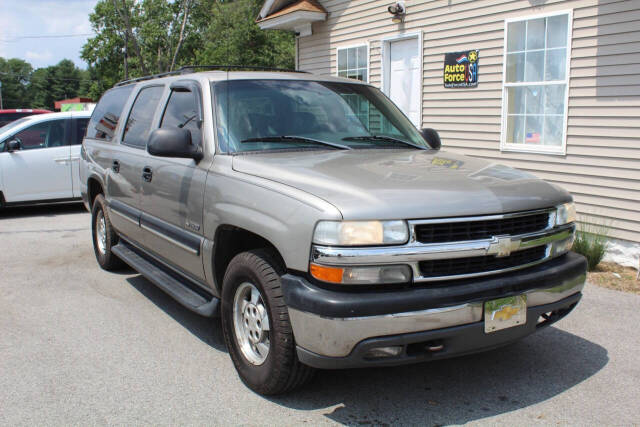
[7,139,21,152]
[420,128,441,150]
[148,128,203,161]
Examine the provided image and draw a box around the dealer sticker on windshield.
[484,295,527,333]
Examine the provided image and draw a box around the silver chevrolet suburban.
[80,67,587,395]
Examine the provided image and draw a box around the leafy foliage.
[572,220,610,271]
[0,58,90,110]
[81,0,295,100]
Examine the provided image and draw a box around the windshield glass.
[213,80,428,153]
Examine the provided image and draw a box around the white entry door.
[386,37,421,127]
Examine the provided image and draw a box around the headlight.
[313,220,409,246]
[555,202,576,226]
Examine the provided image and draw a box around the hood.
[232,149,571,220]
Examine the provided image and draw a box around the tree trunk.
[112,0,148,75]
[170,0,192,72]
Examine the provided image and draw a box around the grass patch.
[588,262,640,295]
[572,220,610,271]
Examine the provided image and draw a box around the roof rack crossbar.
[114,64,307,86]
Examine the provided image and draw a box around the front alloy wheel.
[233,282,270,365]
[221,249,315,395]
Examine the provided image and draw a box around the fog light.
[550,235,575,257]
[363,346,403,360]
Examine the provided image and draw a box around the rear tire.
[221,249,315,395]
[91,194,124,271]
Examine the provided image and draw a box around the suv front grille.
[418,246,547,278]
[414,212,550,244]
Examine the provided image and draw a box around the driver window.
[160,89,202,146]
[11,120,67,151]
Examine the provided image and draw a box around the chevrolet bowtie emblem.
[488,236,520,257]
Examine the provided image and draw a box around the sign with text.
[444,50,479,88]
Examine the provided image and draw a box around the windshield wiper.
[240,135,351,150]
[342,135,427,150]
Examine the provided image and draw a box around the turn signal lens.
[310,264,344,283]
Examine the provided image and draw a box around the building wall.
[297,0,640,248]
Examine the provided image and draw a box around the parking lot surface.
[1,204,639,425]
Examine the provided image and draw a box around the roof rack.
[114,64,307,87]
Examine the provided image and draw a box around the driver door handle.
[142,166,153,182]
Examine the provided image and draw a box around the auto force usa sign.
[444,50,479,88]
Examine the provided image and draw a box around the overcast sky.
[0,0,99,69]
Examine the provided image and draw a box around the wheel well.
[87,178,103,209]
[213,226,285,292]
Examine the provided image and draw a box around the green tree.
[81,0,295,101]
[198,0,295,69]
[0,58,33,108]
[27,60,91,110]
[82,0,207,99]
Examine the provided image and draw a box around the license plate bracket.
[484,295,527,333]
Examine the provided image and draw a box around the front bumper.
[282,252,586,368]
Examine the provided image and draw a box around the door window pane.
[87,85,134,141]
[12,119,66,150]
[161,89,202,146]
[73,118,89,145]
[337,45,368,83]
[122,86,164,148]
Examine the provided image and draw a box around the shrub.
[572,220,610,271]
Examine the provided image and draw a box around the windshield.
[213,79,428,153]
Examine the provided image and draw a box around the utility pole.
[124,31,129,80]
[0,81,3,110]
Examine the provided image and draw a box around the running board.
[112,242,219,317]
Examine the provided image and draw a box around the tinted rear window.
[87,86,134,141]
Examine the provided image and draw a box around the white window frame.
[500,10,573,155]
[336,43,370,83]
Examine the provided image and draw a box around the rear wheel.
[91,194,124,271]
[221,249,315,395]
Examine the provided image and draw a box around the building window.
[337,45,368,82]
[501,11,572,154]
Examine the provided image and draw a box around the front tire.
[91,194,124,271]
[221,249,314,395]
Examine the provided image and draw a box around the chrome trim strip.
[312,225,573,265]
[109,207,139,226]
[141,222,200,255]
[289,275,585,358]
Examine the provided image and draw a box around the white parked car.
[0,111,91,207]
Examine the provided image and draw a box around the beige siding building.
[258,0,640,265]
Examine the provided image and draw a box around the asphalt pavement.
[1,204,639,425]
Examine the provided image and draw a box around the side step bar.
[112,241,219,317]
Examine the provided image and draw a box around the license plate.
[484,295,527,333]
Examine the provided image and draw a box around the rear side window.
[161,89,202,146]
[73,118,90,145]
[87,86,134,141]
[122,86,164,148]
[12,119,67,150]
